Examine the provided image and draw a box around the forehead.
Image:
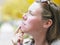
[28,2,42,12]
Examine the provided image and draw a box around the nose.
[22,13,27,20]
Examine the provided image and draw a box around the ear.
[43,19,52,28]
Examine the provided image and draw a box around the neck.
[32,30,49,45]
[34,39,48,45]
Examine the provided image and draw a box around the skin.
[20,2,52,45]
[21,2,43,34]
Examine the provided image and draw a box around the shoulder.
[51,39,60,45]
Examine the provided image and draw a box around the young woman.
[12,0,60,45]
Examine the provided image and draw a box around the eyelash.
[24,11,34,16]
[29,12,34,16]
[29,13,33,16]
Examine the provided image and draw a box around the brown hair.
[40,1,60,43]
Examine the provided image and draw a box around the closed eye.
[29,10,34,16]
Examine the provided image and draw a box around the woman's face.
[20,2,44,34]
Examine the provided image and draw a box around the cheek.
[27,18,42,30]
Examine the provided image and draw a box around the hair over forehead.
[28,2,42,12]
